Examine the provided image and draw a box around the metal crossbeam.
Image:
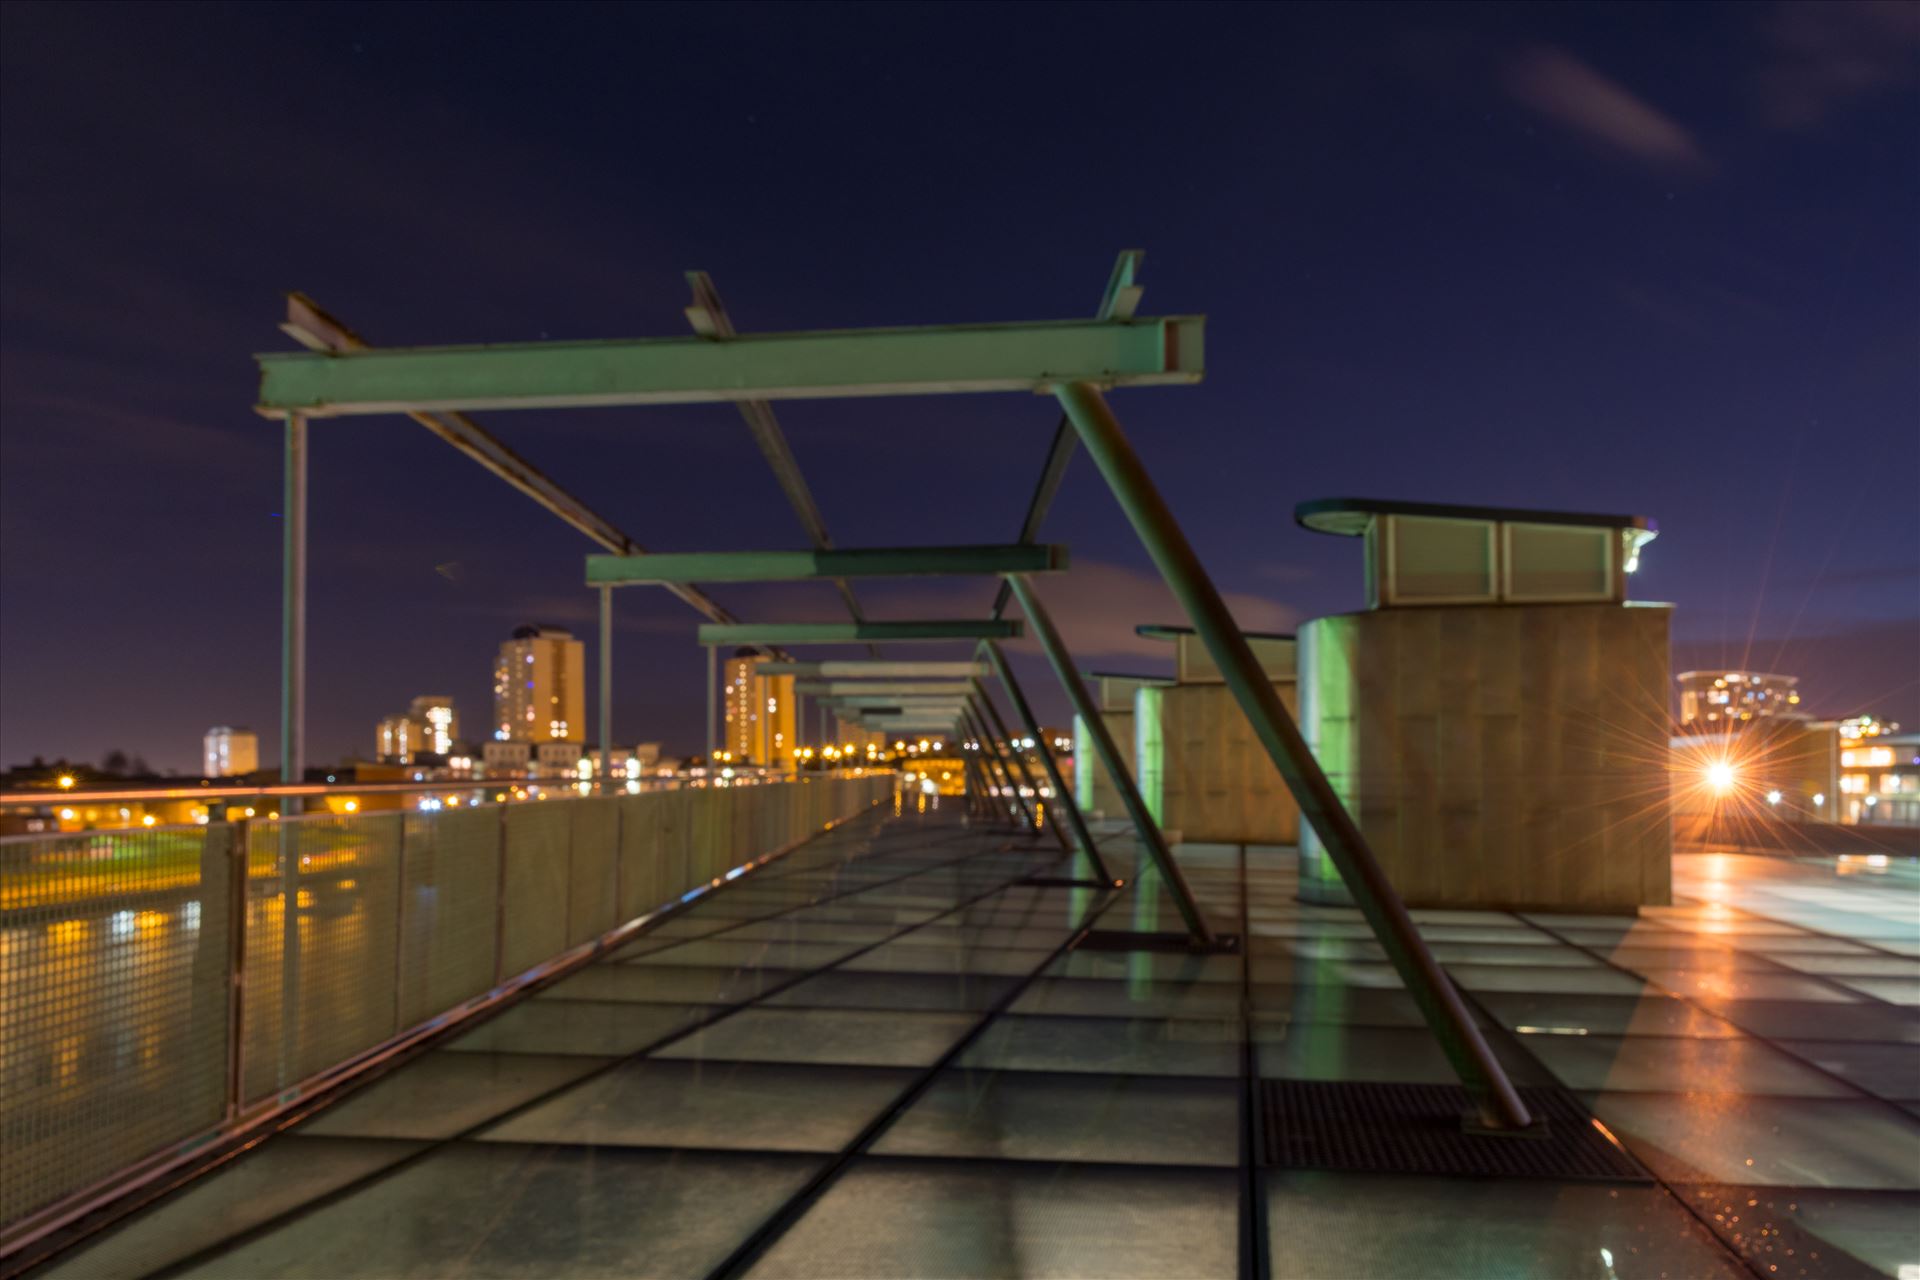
[763,661,984,678]
[820,695,970,707]
[697,621,1020,646]
[588,544,1067,586]
[795,681,973,696]
[683,273,874,650]
[256,316,1204,416]
[277,293,749,631]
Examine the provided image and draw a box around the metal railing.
[0,772,893,1245]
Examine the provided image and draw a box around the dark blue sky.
[2,1,1915,772]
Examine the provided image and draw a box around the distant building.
[482,740,532,777]
[1677,670,1803,728]
[410,696,458,755]
[1837,718,1917,826]
[1671,714,1916,832]
[723,649,797,768]
[375,696,459,764]
[203,726,258,778]
[493,625,585,743]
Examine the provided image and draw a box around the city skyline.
[2,3,1915,773]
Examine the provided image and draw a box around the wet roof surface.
[47,809,1920,1280]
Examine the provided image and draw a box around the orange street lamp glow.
[1705,762,1736,794]
[57,775,75,789]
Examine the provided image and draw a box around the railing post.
[705,643,717,764]
[492,801,509,986]
[980,640,1111,882]
[1051,379,1531,1130]
[1006,574,1215,945]
[599,585,614,794]
[391,810,407,1037]
[224,816,249,1120]
[277,411,308,1098]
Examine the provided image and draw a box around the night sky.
[2,1,1915,774]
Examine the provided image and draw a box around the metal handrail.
[0,767,884,808]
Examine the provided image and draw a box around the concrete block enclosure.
[1290,499,1671,912]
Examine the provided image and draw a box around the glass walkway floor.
[38,808,1920,1279]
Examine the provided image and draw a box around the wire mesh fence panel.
[695,788,730,883]
[0,824,233,1226]
[565,798,618,947]
[397,805,502,1030]
[241,812,402,1104]
[499,804,569,978]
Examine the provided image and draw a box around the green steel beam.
[588,544,1067,586]
[762,661,984,678]
[697,621,1020,646]
[256,316,1205,417]
[795,681,974,696]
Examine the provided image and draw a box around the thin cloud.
[1755,0,1920,129]
[1507,47,1705,169]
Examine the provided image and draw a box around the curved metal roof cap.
[1295,497,1656,537]
[1133,623,1296,642]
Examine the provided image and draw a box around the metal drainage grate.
[1260,1081,1649,1181]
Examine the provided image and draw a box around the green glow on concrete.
[1135,684,1167,827]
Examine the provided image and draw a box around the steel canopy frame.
[258,252,1530,1129]
[683,272,875,653]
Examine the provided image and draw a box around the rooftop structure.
[15,257,1911,1279]
[1295,497,1672,912]
[1678,669,1803,727]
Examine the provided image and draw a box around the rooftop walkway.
[39,809,1920,1279]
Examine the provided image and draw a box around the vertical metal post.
[281,413,307,787]
[973,679,1062,849]
[705,644,718,765]
[1052,380,1530,1129]
[980,641,1110,882]
[1006,574,1214,944]
[599,586,614,793]
[277,412,307,1091]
